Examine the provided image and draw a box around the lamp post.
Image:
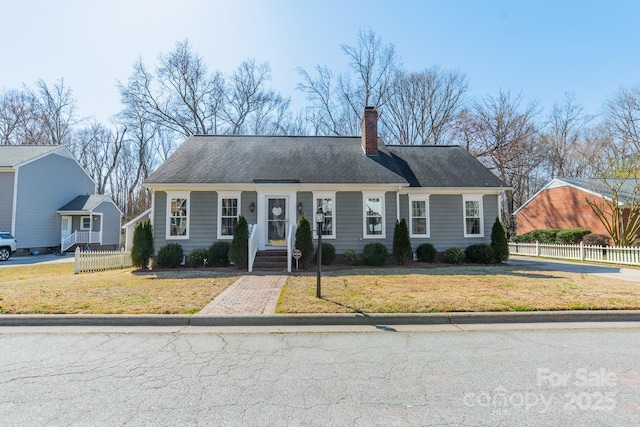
[315,206,324,298]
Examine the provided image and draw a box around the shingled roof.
[58,195,110,212]
[143,135,507,189]
[0,145,62,168]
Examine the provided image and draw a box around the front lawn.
[0,263,239,314]
[277,265,640,313]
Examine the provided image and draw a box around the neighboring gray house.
[143,107,508,271]
[0,145,121,255]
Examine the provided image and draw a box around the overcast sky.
[2,0,639,124]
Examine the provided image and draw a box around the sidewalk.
[199,275,287,314]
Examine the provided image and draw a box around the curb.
[2,310,640,327]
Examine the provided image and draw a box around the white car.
[0,232,17,261]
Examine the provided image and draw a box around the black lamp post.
[315,206,324,298]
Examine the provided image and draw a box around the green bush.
[295,216,314,269]
[416,243,437,262]
[345,249,359,265]
[556,228,591,244]
[363,243,388,266]
[228,214,249,269]
[393,218,412,264]
[208,241,230,267]
[131,220,153,269]
[464,244,494,264]
[314,242,336,265]
[582,233,609,246]
[513,228,592,245]
[490,217,509,262]
[444,247,465,264]
[187,248,209,268]
[513,229,561,244]
[156,243,183,268]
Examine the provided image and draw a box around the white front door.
[61,216,72,245]
[267,197,288,246]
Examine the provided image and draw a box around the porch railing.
[62,231,101,251]
[248,224,258,273]
[286,223,296,273]
[509,241,640,266]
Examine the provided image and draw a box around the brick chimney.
[361,106,378,156]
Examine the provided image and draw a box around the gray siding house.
[0,145,121,254]
[143,107,508,270]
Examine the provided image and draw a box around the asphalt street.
[1,325,639,426]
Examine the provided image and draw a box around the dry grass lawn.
[277,265,640,313]
[0,263,239,314]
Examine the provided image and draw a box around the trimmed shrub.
[228,214,249,269]
[416,243,437,263]
[208,241,230,267]
[444,247,465,264]
[556,227,591,244]
[393,218,412,264]
[465,244,494,264]
[315,242,336,265]
[345,249,359,265]
[156,243,183,268]
[295,215,314,269]
[187,248,209,268]
[490,217,509,262]
[582,233,609,246]
[513,229,561,244]
[363,243,388,266]
[131,220,153,269]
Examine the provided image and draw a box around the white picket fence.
[74,247,133,273]
[509,241,640,266]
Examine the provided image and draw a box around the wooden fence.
[509,241,640,266]
[74,247,132,273]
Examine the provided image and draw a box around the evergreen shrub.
[363,243,388,266]
[156,243,183,268]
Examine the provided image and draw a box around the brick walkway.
[199,275,288,315]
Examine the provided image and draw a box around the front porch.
[61,230,102,252]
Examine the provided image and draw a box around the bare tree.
[70,121,125,194]
[585,163,640,246]
[604,85,640,155]
[382,67,468,145]
[541,93,593,178]
[222,59,290,134]
[455,90,543,234]
[31,78,78,145]
[297,29,400,135]
[0,89,32,145]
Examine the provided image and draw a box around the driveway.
[0,253,74,268]
[507,256,640,283]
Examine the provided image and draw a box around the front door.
[60,216,72,246]
[267,197,287,246]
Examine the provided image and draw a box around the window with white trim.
[409,195,430,237]
[363,193,385,238]
[218,192,240,239]
[463,195,484,237]
[166,191,190,239]
[313,192,336,239]
[80,216,91,231]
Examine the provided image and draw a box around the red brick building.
[514,178,631,238]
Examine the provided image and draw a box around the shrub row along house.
[142,107,509,271]
[0,145,121,255]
